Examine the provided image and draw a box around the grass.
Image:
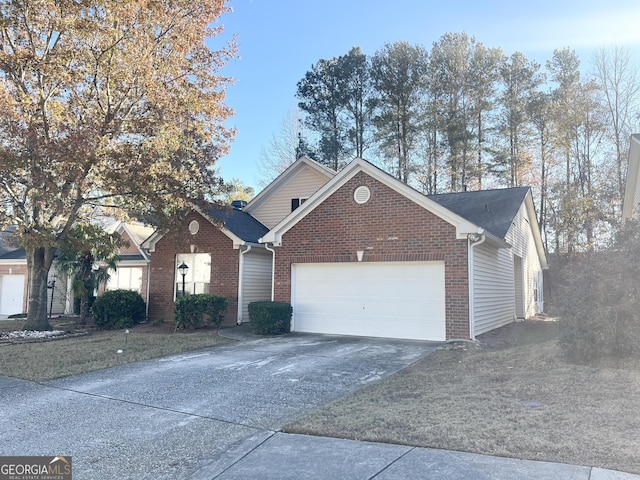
[0,318,231,382]
[284,320,640,475]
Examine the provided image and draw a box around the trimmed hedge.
[91,289,146,330]
[174,294,229,331]
[248,301,292,335]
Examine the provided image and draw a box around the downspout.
[237,245,252,325]
[264,243,276,301]
[145,261,151,320]
[467,233,486,341]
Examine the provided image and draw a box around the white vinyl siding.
[47,269,69,316]
[506,202,544,319]
[471,200,544,336]
[239,249,272,323]
[472,244,515,336]
[248,168,330,228]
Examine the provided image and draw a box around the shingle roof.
[206,204,269,244]
[0,247,25,260]
[117,253,147,262]
[428,187,530,239]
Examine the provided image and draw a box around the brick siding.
[273,171,470,340]
[147,211,240,326]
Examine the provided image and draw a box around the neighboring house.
[99,221,154,306]
[622,134,640,220]
[0,228,31,316]
[0,243,72,317]
[261,158,547,341]
[0,221,153,317]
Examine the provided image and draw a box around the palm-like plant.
[55,224,122,326]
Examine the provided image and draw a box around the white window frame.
[175,253,211,299]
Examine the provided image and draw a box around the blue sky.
[212,0,640,193]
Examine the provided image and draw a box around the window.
[291,197,307,211]
[175,253,211,298]
[107,267,143,293]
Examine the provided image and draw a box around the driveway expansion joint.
[39,382,274,432]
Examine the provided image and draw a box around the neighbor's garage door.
[291,261,446,341]
[0,274,25,316]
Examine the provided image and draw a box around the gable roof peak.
[245,156,336,212]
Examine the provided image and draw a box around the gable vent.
[354,186,371,204]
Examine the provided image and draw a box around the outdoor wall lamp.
[178,262,189,297]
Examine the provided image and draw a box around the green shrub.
[555,221,640,360]
[174,294,229,331]
[91,289,146,330]
[248,301,292,335]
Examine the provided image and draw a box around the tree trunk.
[24,246,55,331]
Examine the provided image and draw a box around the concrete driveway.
[0,332,435,479]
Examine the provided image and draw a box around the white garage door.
[0,275,25,316]
[291,261,446,341]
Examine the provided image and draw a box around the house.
[0,220,153,317]
[622,134,640,220]
[3,154,547,341]
[0,228,30,316]
[143,156,336,326]
[260,158,547,341]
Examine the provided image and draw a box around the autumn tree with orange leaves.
[0,0,236,330]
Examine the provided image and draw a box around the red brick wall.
[147,211,240,326]
[118,230,142,255]
[0,264,29,314]
[273,171,470,339]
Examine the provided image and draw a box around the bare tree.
[256,108,313,187]
[592,45,640,202]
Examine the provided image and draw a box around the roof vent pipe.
[231,200,248,210]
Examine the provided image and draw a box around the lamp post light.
[47,274,57,319]
[178,262,189,297]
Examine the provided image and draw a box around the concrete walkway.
[189,431,639,480]
[0,326,638,479]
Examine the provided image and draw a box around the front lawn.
[0,319,231,381]
[284,320,640,475]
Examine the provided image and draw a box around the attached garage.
[291,261,446,341]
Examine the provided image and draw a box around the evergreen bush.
[248,301,292,335]
[91,289,146,330]
[174,294,229,331]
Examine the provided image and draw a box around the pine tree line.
[294,34,640,254]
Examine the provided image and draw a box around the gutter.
[467,232,487,341]
[264,243,276,301]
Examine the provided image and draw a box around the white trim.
[523,190,548,269]
[622,134,640,220]
[261,158,484,245]
[144,208,249,252]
